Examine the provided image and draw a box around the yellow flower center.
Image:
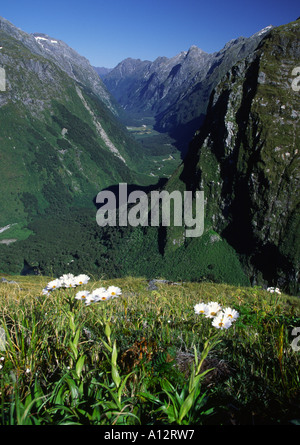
[219,322,224,327]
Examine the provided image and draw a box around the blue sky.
[1,0,299,67]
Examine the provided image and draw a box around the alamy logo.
[291,327,300,352]
[0,327,5,351]
[0,67,6,92]
[96,183,204,238]
[291,66,300,92]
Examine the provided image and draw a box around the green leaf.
[178,389,195,424]
[196,367,214,382]
[112,341,118,367]
[101,338,113,353]
[117,372,134,402]
[20,396,45,425]
[112,365,121,389]
[65,377,80,402]
[105,322,112,344]
[68,312,76,334]
[161,378,175,394]
[75,355,85,378]
[111,341,121,388]
[138,391,161,405]
[73,329,80,350]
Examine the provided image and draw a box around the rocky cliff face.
[169,20,300,292]
[0,17,117,113]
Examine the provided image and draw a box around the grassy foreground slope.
[0,275,299,425]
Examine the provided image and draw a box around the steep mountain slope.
[0,16,116,113]
[102,26,272,152]
[0,17,148,230]
[162,20,300,292]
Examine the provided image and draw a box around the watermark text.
[0,67,6,92]
[291,327,300,352]
[291,66,300,92]
[96,183,204,238]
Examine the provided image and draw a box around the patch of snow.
[34,36,58,45]
[255,25,273,37]
[34,36,48,42]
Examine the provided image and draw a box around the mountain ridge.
[101,25,273,153]
[0,16,119,114]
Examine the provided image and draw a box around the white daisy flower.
[107,286,122,298]
[91,287,112,302]
[212,312,233,330]
[267,287,281,294]
[85,294,97,306]
[46,278,62,291]
[74,274,90,286]
[194,302,208,315]
[96,293,111,302]
[60,273,75,281]
[65,280,77,288]
[59,274,76,288]
[205,301,222,318]
[75,290,91,301]
[223,307,239,321]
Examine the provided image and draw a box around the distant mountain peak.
[185,45,207,57]
[188,44,205,52]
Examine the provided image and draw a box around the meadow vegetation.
[0,274,299,425]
